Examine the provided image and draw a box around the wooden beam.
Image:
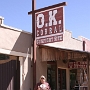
[28,2,67,15]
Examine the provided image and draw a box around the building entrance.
[47,61,57,90]
[58,68,66,90]
[70,69,88,90]
[47,61,66,90]
[70,69,77,90]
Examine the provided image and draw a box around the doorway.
[70,69,77,90]
[47,61,57,90]
[58,68,66,90]
[70,68,88,90]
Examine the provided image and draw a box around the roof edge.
[0,24,32,35]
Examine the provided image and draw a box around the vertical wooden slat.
[8,61,10,90]
[13,60,16,90]
[6,63,9,90]
[4,63,7,90]
[17,60,20,90]
[0,64,2,90]
[6,62,8,90]
[7,61,10,90]
[42,48,65,61]
[2,63,4,90]
[9,61,12,90]
[10,60,13,90]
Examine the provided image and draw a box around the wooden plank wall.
[41,47,87,62]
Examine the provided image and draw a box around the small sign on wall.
[68,61,87,69]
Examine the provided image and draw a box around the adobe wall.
[45,30,83,51]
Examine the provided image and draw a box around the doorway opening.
[47,61,57,90]
[58,68,66,90]
[70,69,88,90]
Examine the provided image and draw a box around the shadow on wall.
[11,32,33,90]
[0,60,18,90]
[21,57,33,90]
[9,31,33,90]
[11,32,32,54]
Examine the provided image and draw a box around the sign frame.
[35,6,65,45]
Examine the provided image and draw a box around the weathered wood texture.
[40,47,88,61]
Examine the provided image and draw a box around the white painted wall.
[45,30,83,51]
[19,56,33,90]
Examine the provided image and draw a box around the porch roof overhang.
[39,45,90,54]
[38,45,90,61]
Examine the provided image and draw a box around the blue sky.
[0,0,90,39]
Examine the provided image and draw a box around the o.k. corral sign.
[35,6,64,45]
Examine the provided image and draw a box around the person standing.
[34,75,51,90]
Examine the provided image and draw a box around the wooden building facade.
[36,30,90,90]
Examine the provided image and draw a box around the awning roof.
[39,45,90,54]
[38,45,90,61]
